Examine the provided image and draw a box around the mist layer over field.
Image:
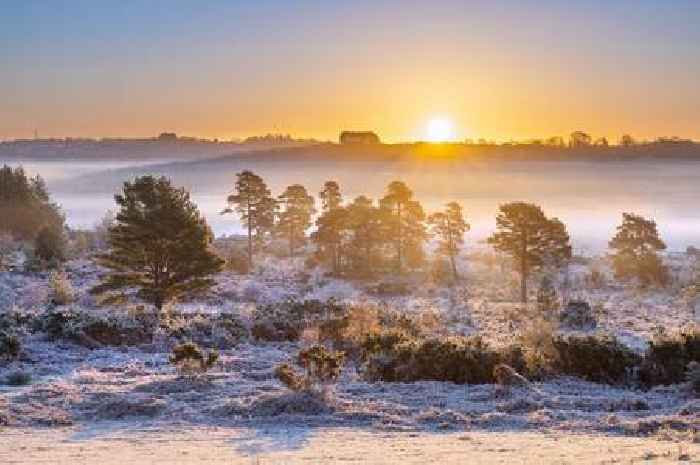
[3,147,699,252]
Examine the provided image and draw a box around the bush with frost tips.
[639,327,700,387]
[0,332,20,360]
[275,345,345,394]
[169,342,218,377]
[48,270,75,305]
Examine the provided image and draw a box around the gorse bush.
[48,270,75,305]
[298,345,345,385]
[251,299,345,341]
[169,342,219,377]
[275,345,345,395]
[639,327,700,387]
[0,332,21,360]
[686,362,700,396]
[362,333,501,384]
[551,334,639,384]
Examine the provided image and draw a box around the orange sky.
[2,1,699,143]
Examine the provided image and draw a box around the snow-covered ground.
[1,252,698,462]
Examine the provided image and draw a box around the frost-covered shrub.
[298,345,345,385]
[551,334,639,384]
[559,301,596,330]
[686,362,700,396]
[274,363,308,391]
[251,299,345,341]
[163,311,248,349]
[369,280,411,296]
[4,370,31,386]
[275,345,345,396]
[169,342,218,377]
[48,270,75,305]
[362,333,501,384]
[518,317,559,378]
[43,307,153,347]
[639,327,700,387]
[0,332,20,360]
[317,304,381,357]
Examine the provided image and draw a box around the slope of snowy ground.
[1,253,698,462]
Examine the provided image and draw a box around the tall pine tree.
[428,201,469,280]
[487,202,571,303]
[92,176,223,310]
[277,184,315,258]
[222,170,276,269]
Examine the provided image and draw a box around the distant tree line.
[0,164,671,311]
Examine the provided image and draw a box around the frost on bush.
[4,370,31,386]
[686,362,700,396]
[517,317,559,378]
[0,332,21,360]
[274,345,345,399]
[552,334,638,384]
[169,342,219,377]
[43,307,154,347]
[559,300,597,330]
[48,270,75,305]
[362,333,501,384]
[640,327,700,387]
[251,299,345,341]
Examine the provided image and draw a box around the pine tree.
[380,181,426,273]
[276,184,315,258]
[428,201,469,280]
[487,202,571,303]
[313,181,345,273]
[345,195,383,275]
[313,206,348,274]
[609,212,667,286]
[222,170,276,269]
[92,176,223,310]
[319,181,342,212]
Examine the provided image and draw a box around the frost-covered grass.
[0,251,698,439]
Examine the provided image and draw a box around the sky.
[2,0,699,143]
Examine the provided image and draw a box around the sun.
[425,117,455,142]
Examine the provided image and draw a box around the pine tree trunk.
[247,202,253,270]
[450,253,459,281]
[396,203,403,273]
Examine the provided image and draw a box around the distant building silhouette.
[339,131,380,145]
[158,132,178,141]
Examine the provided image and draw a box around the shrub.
[0,332,20,360]
[43,307,154,347]
[686,362,700,396]
[274,363,308,391]
[251,299,345,341]
[559,301,597,330]
[551,334,639,384]
[518,317,559,378]
[639,327,700,387]
[298,345,345,385]
[218,244,250,274]
[169,342,219,377]
[163,311,248,349]
[48,270,75,305]
[4,370,31,386]
[275,345,345,396]
[362,333,501,384]
[33,225,67,268]
[317,305,382,357]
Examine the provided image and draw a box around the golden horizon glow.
[425,118,456,142]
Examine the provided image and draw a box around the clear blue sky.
[2,0,699,141]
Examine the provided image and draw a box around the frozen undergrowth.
[0,253,698,437]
